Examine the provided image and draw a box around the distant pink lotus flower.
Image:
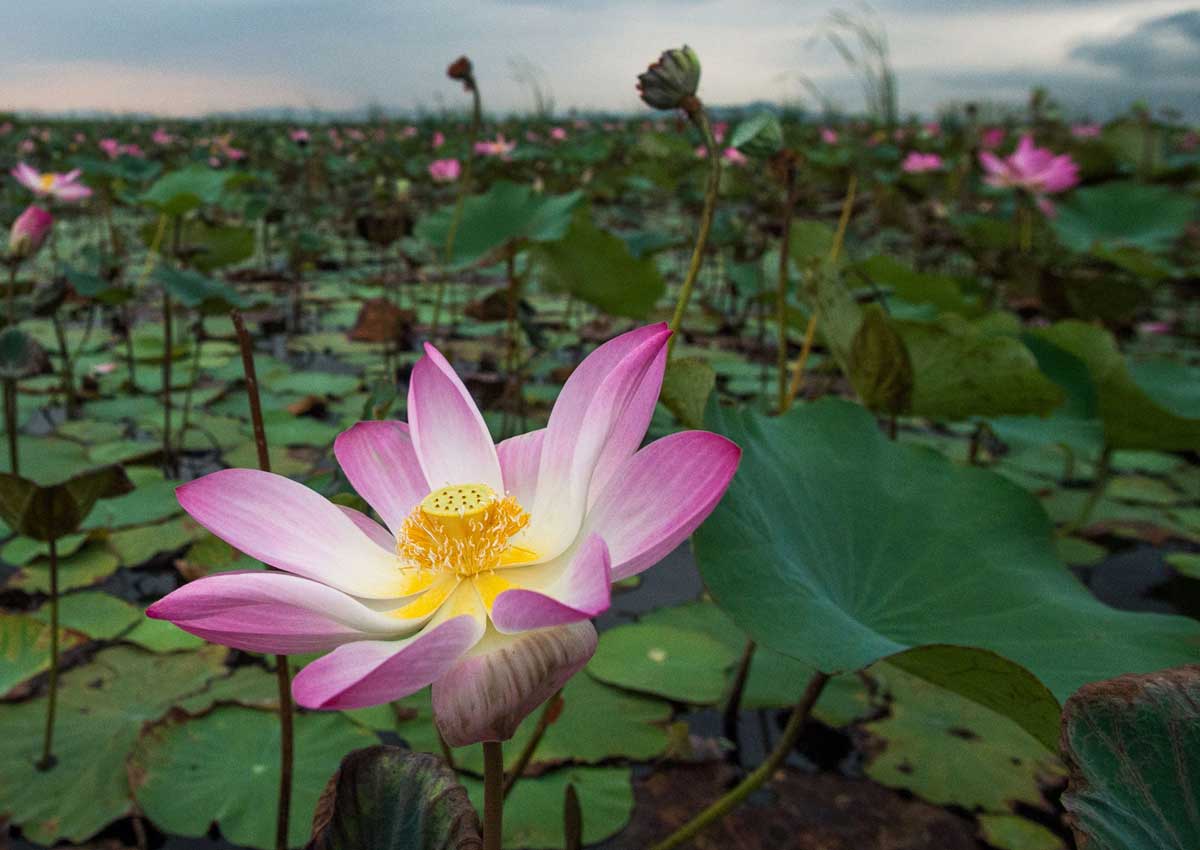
[428,158,462,183]
[90,362,118,375]
[99,138,121,158]
[712,121,728,144]
[11,163,92,202]
[820,127,839,145]
[922,122,941,137]
[147,325,739,746]
[1138,321,1172,336]
[290,128,311,144]
[901,151,944,173]
[980,127,1005,150]
[432,131,445,149]
[979,135,1079,197]
[550,127,568,141]
[402,125,419,139]
[475,134,516,158]
[8,205,53,261]
[525,131,540,143]
[1071,123,1102,139]
[18,139,36,154]
[722,147,747,166]
[152,127,175,146]
[0,122,12,136]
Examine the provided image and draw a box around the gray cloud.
[1070,10,1200,77]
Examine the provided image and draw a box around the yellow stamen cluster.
[397,484,530,578]
[39,174,55,190]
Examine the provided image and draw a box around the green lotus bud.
[637,45,701,112]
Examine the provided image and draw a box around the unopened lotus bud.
[637,45,701,112]
[447,56,475,91]
[432,621,597,747]
[8,205,52,262]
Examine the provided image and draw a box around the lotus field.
[2,43,1200,850]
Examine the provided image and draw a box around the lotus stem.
[231,308,294,850]
[503,690,562,799]
[784,175,856,412]
[722,640,756,754]
[37,536,60,771]
[648,671,831,850]
[433,79,482,338]
[483,740,505,850]
[563,783,582,850]
[4,379,18,475]
[667,102,721,357]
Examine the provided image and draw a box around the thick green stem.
[4,379,18,475]
[231,308,294,850]
[648,671,831,850]
[51,315,78,418]
[433,82,483,337]
[483,740,504,850]
[37,536,60,771]
[667,104,721,357]
[722,640,756,749]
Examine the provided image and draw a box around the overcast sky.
[3,0,1197,119]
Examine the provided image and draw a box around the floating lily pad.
[131,705,376,849]
[461,766,633,849]
[0,645,228,843]
[0,614,86,695]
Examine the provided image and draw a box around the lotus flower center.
[396,483,533,577]
[38,174,55,190]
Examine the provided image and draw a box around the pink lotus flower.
[820,127,839,145]
[99,138,122,158]
[901,152,944,173]
[432,131,446,150]
[10,163,92,202]
[147,326,739,746]
[475,134,516,158]
[550,127,568,141]
[402,125,419,139]
[428,158,462,183]
[712,122,728,144]
[8,205,52,261]
[979,135,1079,197]
[290,128,311,144]
[722,147,747,166]
[1070,123,1102,140]
[152,127,175,146]
[980,127,1006,150]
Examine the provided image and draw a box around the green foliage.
[1061,665,1200,849]
[694,399,1200,700]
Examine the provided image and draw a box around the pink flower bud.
[9,205,52,261]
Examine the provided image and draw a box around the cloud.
[1070,10,1200,77]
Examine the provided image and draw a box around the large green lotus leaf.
[81,467,182,531]
[1060,665,1200,849]
[532,209,665,319]
[1051,181,1198,254]
[109,515,203,566]
[862,662,1064,813]
[896,314,1063,419]
[0,465,133,541]
[185,222,256,272]
[658,357,716,429]
[140,165,236,216]
[415,181,583,268]
[307,746,481,850]
[132,706,376,850]
[693,399,1200,701]
[461,767,633,849]
[0,614,87,695]
[1033,320,1200,451]
[0,645,228,843]
[978,814,1065,850]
